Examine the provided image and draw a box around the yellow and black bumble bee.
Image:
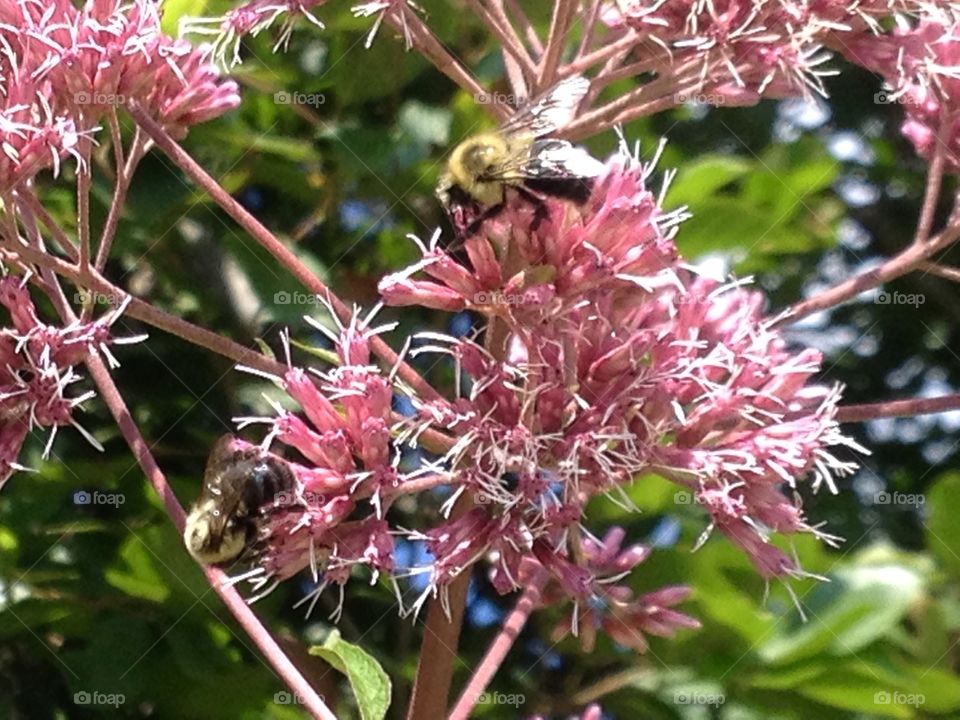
[436,75,605,238]
[183,434,296,566]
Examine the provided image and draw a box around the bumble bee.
[436,75,605,238]
[183,434,295,566]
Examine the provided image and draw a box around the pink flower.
[0,0,239,188]
[183,0,327,67]
[0,275,130,487]
[843,18,960,169]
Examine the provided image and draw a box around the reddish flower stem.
[126,105,444,403]
[782,222,960,323]
[390,7,510,121]
[837,394,960,422]
[448,568,548,720]
[404,497,473,720]
[96,122,146,272]
[539,0,576,89]
[465,0,538,87]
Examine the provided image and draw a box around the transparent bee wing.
[478,139,604,182]
[524,139,606,179]
[498,75,591,139]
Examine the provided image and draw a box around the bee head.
[184,498,248,566]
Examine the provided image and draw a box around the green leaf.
[666,155,752,207]
[759,564,924,665]
[925,472,960,575]
[161,0,207,36]
[793,663,913,718]
[310,630,391,720]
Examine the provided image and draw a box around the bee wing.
[523,139,606,179]
[478,139,605,182]
[203,434,239,488]
[498,75,591,139]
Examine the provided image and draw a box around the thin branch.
[502,0,543,57]
[448,568,547,720]
[126,104,444,402]
[538,0,577,89]
[574,0,604,62]
[560,29,639,79]
[838,394,960,422]
[465,0,538,90]
[15,190,79,261]
[914,108,950,245]
[782,223,960,323]
[918,261,960,283]
[96,121,146,272]
[405,495,474,720]
[391,6,508,118]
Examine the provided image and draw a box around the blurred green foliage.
[1,2,958,719]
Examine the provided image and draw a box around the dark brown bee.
[183,434,295,566]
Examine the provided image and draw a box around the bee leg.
[460,202,505,240]
[515,186,550,233]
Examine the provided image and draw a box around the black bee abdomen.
[525,176,594,204]
[243,458,295,509]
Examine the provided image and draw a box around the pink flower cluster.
[844,17,960,169]
[0,275,125,487]
[601,1,957,106]
[0,0,239,191]
[234,320,402,615]
[241,146,859,651]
